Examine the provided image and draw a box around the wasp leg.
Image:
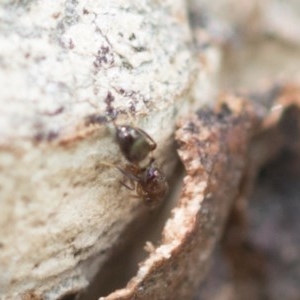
[120,178,135,191]
[116,165,140,182]
[98,161,117,168]
[136,183,148,198]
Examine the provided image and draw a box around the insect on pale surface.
[86,112,168,206]
[115,125,168,206]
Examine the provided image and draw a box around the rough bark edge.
[213,84,300,300]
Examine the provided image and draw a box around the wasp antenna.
[128,113,136,126]
[98,161,116,168]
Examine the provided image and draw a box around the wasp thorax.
[118,161,168,207]
[116,125,156,164]
[143,165,168,200]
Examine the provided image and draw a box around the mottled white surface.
[0,1,217,299]
[0,1,197,145]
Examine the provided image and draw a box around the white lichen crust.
[0,1,218,299]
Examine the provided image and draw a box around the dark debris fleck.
[85,114,107,125]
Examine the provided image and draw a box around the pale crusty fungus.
[0,0,218,299]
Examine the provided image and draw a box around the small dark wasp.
[115,126,167,206]
[117,159,168,206]
[116,125,156,164]
[86,111,167,206]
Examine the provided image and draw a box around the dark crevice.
[79,161,184,300]
[196,149,300,300]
